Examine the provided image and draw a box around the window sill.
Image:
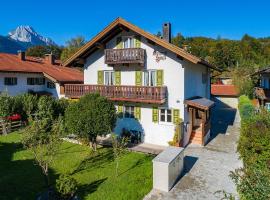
[158,121,174,126]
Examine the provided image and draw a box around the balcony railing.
[65,84,167,104]
[105,48,145,65]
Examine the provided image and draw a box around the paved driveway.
[144,105,242,200]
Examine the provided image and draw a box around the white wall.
[0,72,62,99]
[84,30,210,146]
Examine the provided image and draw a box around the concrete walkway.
[144,106,242,200]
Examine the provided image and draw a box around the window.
[160,109,172,123]
[27,77,45,85]
[104,71,115,85]
[266,103,270,111]
[47,81,55,89]
[4,77,17,85]
[143,70,157,86]
[124,106,135,118]
[123,37,134,48]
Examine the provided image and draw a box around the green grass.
[0,132,153,200]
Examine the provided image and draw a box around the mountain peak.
[8,25,56,46]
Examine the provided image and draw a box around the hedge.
[238,95,254,121]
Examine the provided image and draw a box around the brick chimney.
[17,50,25,61]
[162,22,171,43]
[44,53,55,65]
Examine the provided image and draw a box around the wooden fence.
[0,120,23,134]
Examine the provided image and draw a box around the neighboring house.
[63,17,219,147]
[254,67,270,109]
[0,52,83,98]
[211,82,239,109]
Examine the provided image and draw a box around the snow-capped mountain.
[0,25,57,54]
[8,25,56,46]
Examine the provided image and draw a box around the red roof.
[211,84,239,97]
[0,53,83,83]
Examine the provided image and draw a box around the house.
[211,80,239,109]
[0,52,83,98]
[254,67,270,109]
[63,18,219,147]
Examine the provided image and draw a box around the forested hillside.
[172,34,270,72]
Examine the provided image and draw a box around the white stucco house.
[0,52,83,99]
[63,18,219,147]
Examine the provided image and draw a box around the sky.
[1,0,270,45]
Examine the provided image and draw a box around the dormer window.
[123,37,134,48]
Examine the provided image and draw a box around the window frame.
[27,77,45,85]
[123,105,135,119]
[122,36,134,48]
[104,71,115,86]
[159,108,172,124]
[143,70,157,86]
[4,77,17,86]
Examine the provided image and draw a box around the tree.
[26,45,62,59]
[60,36,86,62]
[0,94,13,135]
[65,93,117,151]
[22,117,64,188]
[111,134,128,176]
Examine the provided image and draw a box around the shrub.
[234,106,270,199]
[56,174,78,198]
[238,95,254,121]
[65,93,117,151]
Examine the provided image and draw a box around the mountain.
[0,25,57,54]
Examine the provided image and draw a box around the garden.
[0,93,153,200]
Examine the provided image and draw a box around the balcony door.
[123,37,134,48]
[104,71,115,85]
[143,70,157,86]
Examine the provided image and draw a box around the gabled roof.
[185,97,215,110]
[63,17,219,71]
[0,53,83,83]
[211,84,239,97]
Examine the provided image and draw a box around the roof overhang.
[63,17,220,71]
[184,97,215,111]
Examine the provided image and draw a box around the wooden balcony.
[64,84,167,104]
[105,48,145,65]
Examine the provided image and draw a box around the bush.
[56,174,78,198]
[234,106,270,199]
[65,93,117,151]
[238,95,254,121]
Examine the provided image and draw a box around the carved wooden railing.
[65,84,167,104]
[105,48,145,65]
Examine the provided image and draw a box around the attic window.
[123,37,134,48]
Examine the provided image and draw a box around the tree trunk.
[1,120,7,135]
[89,137,97,151]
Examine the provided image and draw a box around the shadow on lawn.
[71,147,114,175]
[78,178,107,198]
[0,140,58,200]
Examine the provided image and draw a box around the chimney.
[162,22,171,43]
[45,53,55,65]
[17,50,25,61]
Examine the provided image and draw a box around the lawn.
[0,132,153,200]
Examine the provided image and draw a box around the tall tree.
[26,45,62,59]
[60,36,86,62]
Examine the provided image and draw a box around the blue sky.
[1,0,270,45]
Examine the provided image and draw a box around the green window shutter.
[157,70,164,86]
[118,105,123,118]
[116,37,123,49]
[152,107,159,123]
[135,71,142,86]
[135,106,141,120]
[115,71,121,85]
[97,70,104,85]
[134,36,141,48]
[173,109,180,124]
